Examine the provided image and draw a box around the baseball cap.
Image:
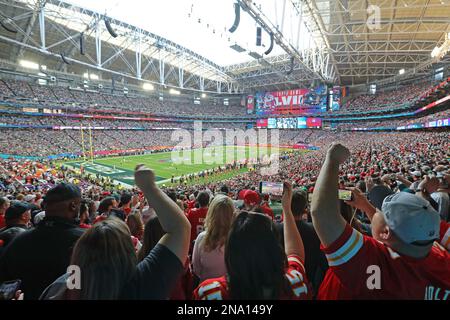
[44,183,81,205]
[243,190,260,206]
[5,202,31,220]
[381,192,440,245]
[24,194,36,202]
[411,170,422,177]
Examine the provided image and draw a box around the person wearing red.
[186,194,196,211]
[138,216,193,300]
[118,193,133,216]
[260,193,275,221]
[439,220,450,251]
[186,191,210,246]
[311,143,450,300]
[0,197,10,229]
[194,182,311,300]
[78,201,91,229]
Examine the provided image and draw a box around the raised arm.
[310,143,349,247]
[134,164,191,263]
[282,181,305,260]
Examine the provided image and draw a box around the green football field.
[65,145,294,186]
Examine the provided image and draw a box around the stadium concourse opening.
[0,0,449,307]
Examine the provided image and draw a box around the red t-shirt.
[187,200,196,210]
[318,224,450,300]
[193,255,312,300]
[186,207,208,243]
[439,220,450,251]
[260,203,274,221]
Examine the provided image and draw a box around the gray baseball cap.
[381,192,440,244]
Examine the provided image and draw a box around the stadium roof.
[0,0,449,93]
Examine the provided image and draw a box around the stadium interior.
[0,0,449,303]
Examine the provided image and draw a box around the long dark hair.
[97,197,115,214]
[137,216,165,262]
[224,211,288,299]
[70,218,137,299]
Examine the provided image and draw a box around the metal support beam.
[136,29,142,79]
[39,6,46,50]
[95,21,102,67]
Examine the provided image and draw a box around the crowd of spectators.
[1,78,447,120]
[340,81,433,113]
[0,129,448,300]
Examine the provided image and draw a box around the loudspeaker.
[229,3,240,33]
[256,27,262,46]
[104,18,118,38]
[0,19,17,33]
[264,32,274,55]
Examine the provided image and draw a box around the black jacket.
[0,216,85,300]
[0,224,29,248]
[276,220,329,297]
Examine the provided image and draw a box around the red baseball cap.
[243,190,260,206]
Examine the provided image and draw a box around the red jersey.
[193,255,311,300]
[187,200,196,210]
[318,225,450,300]
[186,207,208,243]
[439,220,450,251]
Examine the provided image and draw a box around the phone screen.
[338,189,352,201]
[259,181,284,197]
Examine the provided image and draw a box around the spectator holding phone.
[311,143,450,299]
[194,182,311,300]
[276,188,328,297]
[40,164,191,300]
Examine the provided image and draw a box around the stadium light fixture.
[169,88,181,95]
[143,83,154,91]
[431,46,440,58]
[90,74,99,81]
[201,93,207,98]
[399,69,405,75]
[19,59,39,70]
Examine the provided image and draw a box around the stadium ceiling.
[226,0,450,89]
[306,0,450,86]
[0,0,449,93]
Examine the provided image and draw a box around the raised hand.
[134,164,156,191]
[281,181,293,212]
[365,176,375,192]
[327,143,350,165]
[417,175,439,194]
